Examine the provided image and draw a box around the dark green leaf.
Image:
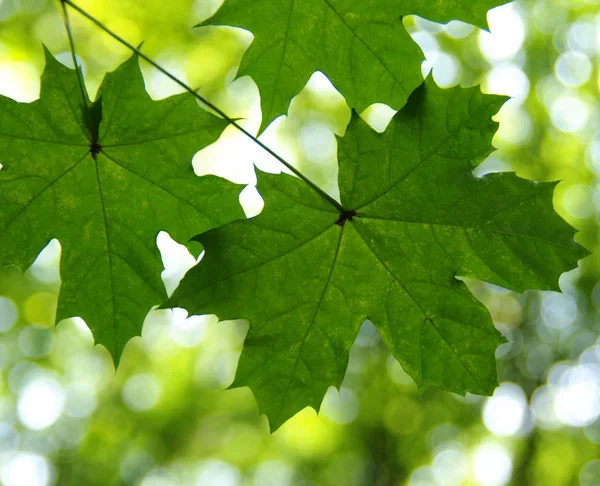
[0,50,244,361]
[169,80,585,429]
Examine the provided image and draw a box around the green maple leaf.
[0,50,243,361]
[199,0,508,130]
[169,79,585,429]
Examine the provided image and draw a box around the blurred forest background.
[1,0,600,485]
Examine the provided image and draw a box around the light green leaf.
[0,50,243,361]
[169,79,585,429]
[200,0,508,129]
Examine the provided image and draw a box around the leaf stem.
[60,0,346,214]
[59,0,89,110]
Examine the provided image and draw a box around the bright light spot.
[479,4,525,62]
[494,99,533,146]
[580,345,598,366]
[122,374,162,412]
[193,125,260,185]
[473,155,511,178]
[541,292,578,329]
[192,77,261,186]
[550,96,590,133]
[28,239,61,285]
[239,184,264,218]
[254,117,297,176]
[414,16,444,34]
[65,382,97,419]
[306,70,337,93]
[0,296,18,332]
[555,51,592,87]
[568,20,596,56]
[142,314,172,358]
[226,74,261,112]
[169,308,212,348]
[548,362,571,386]
[157,231,198,297]
[421,59,433,78]
[0,62,39,102]
[296,72,350,133]
[483,383,527,437]
[554,365,600,427]
[472,443,513,486]
[1,453,52,486]
[484,65,530,101]
[563,184,595,220]
[18,326,55,358]
[446,21,474,39]
[299,121,336,162]
[432,53,462,88]
[432,444,468,485]
[410,32,440,62]
[196,460,241,486]
[17,376,65,430]
[252,461,294,486]
[321,387,359,424]
[359,104,397,133]
[146,55,187,99]
[353,320,380,347]
[54,52,86,73]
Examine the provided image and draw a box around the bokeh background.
[1,0,600,485]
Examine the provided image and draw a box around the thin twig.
[59,1,89,110]
[60,0,345,213]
